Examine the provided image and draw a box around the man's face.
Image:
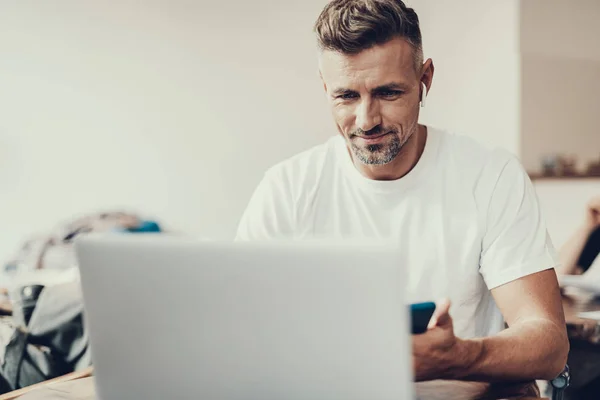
[319,37,427,165]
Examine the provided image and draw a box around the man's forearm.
[450,319,569,382]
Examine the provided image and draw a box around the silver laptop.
[75,235,413,400]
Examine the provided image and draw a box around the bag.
[0,281,90,393]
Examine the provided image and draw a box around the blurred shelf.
[529,173,600,181]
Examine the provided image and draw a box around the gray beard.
[350,134,403,165]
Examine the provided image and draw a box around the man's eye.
[380,90,403,97]
[337,93,358,100]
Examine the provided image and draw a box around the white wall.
[0,0,331,263]
[409,0,521,154]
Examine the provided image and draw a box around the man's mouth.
[353,131,391,143]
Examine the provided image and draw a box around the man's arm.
[413,269,569,382]
[414,154,569,382]
[458,269,568,381]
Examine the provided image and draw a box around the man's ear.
[420,58,435,94]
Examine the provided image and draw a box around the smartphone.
[410,301,436,334]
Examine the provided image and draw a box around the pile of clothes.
[0,211,163,393]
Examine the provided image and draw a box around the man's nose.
[355,99,382,132]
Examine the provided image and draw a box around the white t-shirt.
[236,126,557,339]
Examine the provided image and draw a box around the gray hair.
[314,0,424,71]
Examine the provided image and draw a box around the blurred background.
[0,0,598,263]
[0,0,599,397]
[1,0,598,266]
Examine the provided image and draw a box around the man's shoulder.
[434,127,518,177]
[437,128,513,163]
[432,128,529,209]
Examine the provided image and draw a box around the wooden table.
[16,378,94,400]
[11,291,600,400]
[0,368,93,400]
[13,377,543,400]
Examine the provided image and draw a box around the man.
[236,0,568,383]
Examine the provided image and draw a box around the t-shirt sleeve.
[479,156,558,289]
[235,168,295,241]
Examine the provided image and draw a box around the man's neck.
[351,124,428,181]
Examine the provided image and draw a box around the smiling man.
[236,0,568,383]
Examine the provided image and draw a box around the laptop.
[75,235,413,399]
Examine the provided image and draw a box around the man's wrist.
[448,338,485,380]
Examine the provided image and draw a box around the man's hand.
[412,299,480,381]
[585,195,600,229]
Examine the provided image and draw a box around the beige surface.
[17,378,95,400]
[0,368,93,400]
[520,0,600,174]
[521,53,600,174]
[521,0,600,62]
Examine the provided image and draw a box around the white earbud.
[420,82,427,108]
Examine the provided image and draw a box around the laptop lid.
[75,235,413,400]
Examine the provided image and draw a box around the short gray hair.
[314,0,424,71]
